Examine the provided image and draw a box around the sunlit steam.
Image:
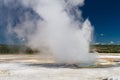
[5,0,97,65]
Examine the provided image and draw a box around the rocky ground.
[0,54,120,80]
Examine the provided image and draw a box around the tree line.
[91,44,120,53]
[0,44,38,54]
[0,44,120,54]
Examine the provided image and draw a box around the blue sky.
[82,0,120,44]
[0,0,120,44]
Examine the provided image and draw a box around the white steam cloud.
[6,0,97,64]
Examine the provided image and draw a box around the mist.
[3,0,97,65]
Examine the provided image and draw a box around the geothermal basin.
[0,54,120,80]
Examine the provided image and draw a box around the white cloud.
[100,33,104,36]
[110,41,114,44]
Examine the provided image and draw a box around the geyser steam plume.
[14,0,97,64]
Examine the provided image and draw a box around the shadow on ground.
[24,63,120,69]
[25,63,80,69]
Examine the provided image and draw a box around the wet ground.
[0,54,120,80]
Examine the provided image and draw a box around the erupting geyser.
[13,0,97,65]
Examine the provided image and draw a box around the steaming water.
[13,0,97,64]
